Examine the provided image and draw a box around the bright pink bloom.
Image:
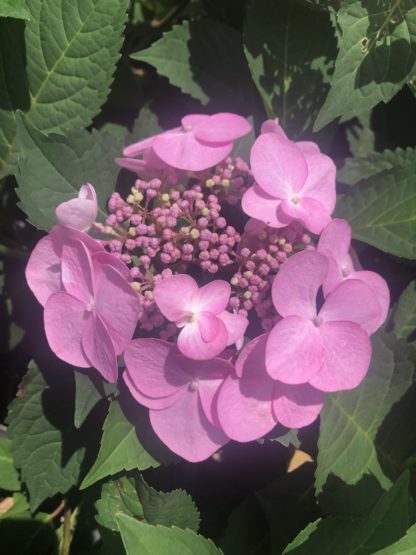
[55,183,97,232]
[265,250,383,392]
[242,121,336,234]
[123,338,231,462]
[44,238,140,382]
[153,274,248,360]
[119,113,251,172]
[317,219,389,329]
[217,334,324,442]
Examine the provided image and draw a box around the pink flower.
[123,338,231,462]
[119,113,251,172]
[242,120,336,234]
[265,250,383,392]
[44,238,140,382]
[153,274,248,360]
[217,334,324,442]
[317,219,389,329]
[55,183,98,232]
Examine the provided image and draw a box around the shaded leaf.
[373,522,416,553]
[0,438,20,491]
[393,281,416,339]
[96,477,144,532]
[74,371,106,429]
[0,0,30,19]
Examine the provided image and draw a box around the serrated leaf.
[81,400,159,489]
[116,513,223,555]
[74,371,105,429]
[315,0,416,130]
[316,336,413,494]
[7,362,85,511]
[335,159,416,258]
[0,0,29,19]
[15,113,122,230]
[243,0,336,136]
[393,281,416,339]
[345,110,375,159]
[96,477,144,531]
[373,522,416,553]
[137,475,200,532]
[0,438,20,491]
[130,106,161,142]
[131,20,256,111]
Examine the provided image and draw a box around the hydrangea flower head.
[153,274,248,359]
[55,183,98,232]
[242,120,336,233]
[123,338,231,462]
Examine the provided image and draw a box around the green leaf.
[315,0,416,130]
[15,113,122,230]
[115,513,223,555]
[345,110,375,159]
[335,159,416,258]
[243,0,336,136]
[137,475,200,532]
[131,20,256,111]
[96,477,144,531]
[393,281,416,339]
[80,400,159,489]
[316,336,413,494]
[7,362,85,511]
[0,0,29,19]
[130,106,161,142]
[373,522,416,554]
[284,472,411,554]
[74,371,105,429]
[0,438,20,491]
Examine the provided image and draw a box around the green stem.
[61,506,72,555]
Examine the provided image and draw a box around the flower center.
[176,312,196,328]
[341,266,350,277]
[312,316,322,327]
[85,301,95,313]
[183,124,193,132]
[291,195,300,205]
[189,378,199,391]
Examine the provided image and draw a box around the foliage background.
[0,0,416,553]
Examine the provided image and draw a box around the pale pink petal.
[190,280,231,314]
[25,235,62,307]
[81,313,118,382]
[321,257,346,298]
[296,142,336,213]
[92,251,130,280]
[50,225,103,255]
[216,373,276,442]
[272,383,324,428]
[55,184,97,231]
[265,315,324,384]
[193,113,251,142]
[94,264,140,354]
[317,219,352,262]
[124,339,189,398]
[153,130,232,171]
[279,197,331,234]
[150,391,229,462]
[217,311,248,346]
[181,114,210,128]
[153,274,197,322]
[115,157,150,173]
[350,270,389,330]
[123,370,184,409]
[272,250,327,319]
[250,133,308,198]
[142,147,172,170]
[319,279,382,334]
[44,292,89,368]
[235,334,267,378]
[197,361,232,427]
[61,239,94,303]
[310,321,371,392]
[260,119,288,140]
[197,311,221,342]
[241,185,287,228]
[177,319,228,360]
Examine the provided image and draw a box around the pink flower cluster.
[26,113,390,463]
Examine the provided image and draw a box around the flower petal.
[272,250,328,320]
[153,274,197,322]
[81,313,118,382]
[241,185,287,228]
[265,315,324,384]
[310,321,371,392]
[190,280,231,314]
[197,311,221,342]
[235,334,268,378]
[50,225,103,255]
[350,270,389,330]
[44,291,89,368]
[193,113,251,142]
[250,133,308,198]
[317,219,353,296]
[279,197,331,234]
[25,235,61,307]
[55,183,97,231]
[61,239,94,303]
[272,382,324,428]
[260,118,288,140]
[92,251,130,280]
[150,391,229,462]
[122,135,155,157]
[217,311,248,346]
[123,370,184,409]
[114,157,150,174]
[177,319,228,360]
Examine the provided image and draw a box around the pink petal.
[124,339,189,397]
[197,311,221,342]
[153,274,197,322]
[279,197,331,234]
[50,225,103,255]
[153,130,232,171]
[177,318,228,360]
[310,321,371,392]
[272,250,328,320]
[350,270,389,330]
[217,311,248,346]
[81,313,118,382]
[250,133,308,198]
[55,184,97,231]
[241,185,287,228]
[260,119,288,140]
[317,219,353,296]
[44,292,89,368]
[92,251,130,280]
[181,114,210,128]
[235,334,268,378]
[61,239,94,303]
[25,235,62,307]
[319,279,383,335]
[123,135,155,156]
[190,280,231,314]
[197,359,232,426]
[272,382,324,428]
[265,315,324,384]
[193,113,251,143]
[115,157,150,173]
[123,370,184,409]
[94,264,140,354]
[150,391,229,462]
